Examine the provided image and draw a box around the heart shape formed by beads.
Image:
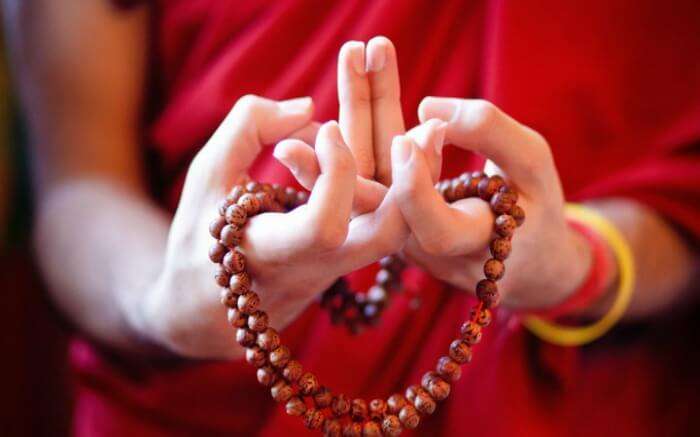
[208,172,524,436]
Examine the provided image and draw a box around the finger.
[418,97,557,196]
[290,121,322,144]
[390,135,492,256]
[273,139,388,215]
[338,41,374,179]
[405,118,447,183]
[367,36,405,185]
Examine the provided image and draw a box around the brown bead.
[342,422,362,437]
[256,191,275,212]
[247,311,269,332]
[451,178,468,200]
[220,288,239,308]
[437,356,462,382]
[245,346,267,367]
[331,394,351,417]
[304,408,325,430]
[245,181,262,193]
[209,216,227,239]
[270,380,293,403]
[362,421,382,436]
[484,258,505,281]
[421,371,451,401]
[227,185,246,204]
[471,307,493,326]
[382,415,402,437]
[298,372,319,396]
[323,419,342,437]
[236,328,257,348]
[490,237,512,260]
[465,172,485,197]
[283,187,298,208]
[237,291,260,314]
[314,386,333,409]
[443,180,456,202]
[220,224,244,247]
[460,321,483,345]
[476,278,500,308]
[208,242,227,263]
[223,249,246,274]
[296,190,309,206]
[398,405,420,429]
[237,193,261,215]
[387,394,407,414]
[351,399,368,421]
[375,269,393,287]
[271,183,286,204]
[227,307,247,327]
[214,265,231,287]
[449,339,473,364]
[413,387,437,414]
[285,396,307,416]
[368,399,387,421]
[477,175,506,200]
[256,365,278,387]
[282,360,303,383]
[511,204,526,226]
[405,385,420,404]
[225,204,247,227]
[490,188,518,214]
[269,345,291,368]
[229,272,251,294]
[367,286,387,304]
[495,214,517,237]
[217,198,233,216]
[256,328,281,351]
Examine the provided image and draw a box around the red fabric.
[72,1,700,436]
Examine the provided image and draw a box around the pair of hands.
[144,37,590,359]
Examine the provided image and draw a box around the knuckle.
[233,94,263,116]
[308,222,348,250]
[469,99,500,131]
[418,234,454,256]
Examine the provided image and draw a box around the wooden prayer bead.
[361,421,382,436]
[471,307,492,326]
[421,372,450,401]
[286,396,307,416]
[220,288,238,308]
[436,356,462,382]
[375,269,393,287]
[282,360,303,383]
[495,214,517,237]
[245,346,267,368]
[256,365,278,387]
[342,422,362,437]
[491,188,518,214]
[387,394,407,414]
[246,181,262,193]
[490,237,512,260]
[367,286,387,304]
[223,249,246,274]
[298,372,320,396]
[511,204,526,226]
[236,327,257,348]
[382,415,402,437]
[478,175,505,200]
[208,242,227,263]
[256,191,275,212]
[331,394,351,417]
[448,339,473,364]
[214,265,231,287]
[270,380,293,403]
[209,216,227,239]
[229,272,251,294]
[247,311,269,332]
[413,387,436,415]
[465,172,484,197]
[451,178,467,200]
[296,191,309,206]
[218,198,233,216]
[398,405,420,429]
[476,279,500,308]
[220,224,243,247]
[313,386,333,409]
[351,398,369,422]
[304,408,325,430]
[237,193,261,215]
[368,399,387,420]
[283,187,297,207]
[227,308,247,328]
[460,321,482,345]
[225,204,247,227]
[323,419,341,437]
[271,183,286,203]
[405,385,419,404]
[256,328,281,351]
[227,185,246,204]
[237,291,260,314]
[484,258,505,281]
[269,345,291,368]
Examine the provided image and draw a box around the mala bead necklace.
[208,171,524,436]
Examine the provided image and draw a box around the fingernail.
[346,41,366,76]
[366,41,386,72]
[435,121,448,156]
[392,136,414,167]
[278,97,312,114]
[322,121,346,147]
[423,97,459,122]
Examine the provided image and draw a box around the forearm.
[35,180,170,352]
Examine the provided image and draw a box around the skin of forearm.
[34,180,170,352]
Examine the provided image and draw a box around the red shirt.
[72,1,700,435]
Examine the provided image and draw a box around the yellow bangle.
[521,203,635,347]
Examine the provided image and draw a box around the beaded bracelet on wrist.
[208,171,524,436]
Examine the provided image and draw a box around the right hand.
[137,95,407,359]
